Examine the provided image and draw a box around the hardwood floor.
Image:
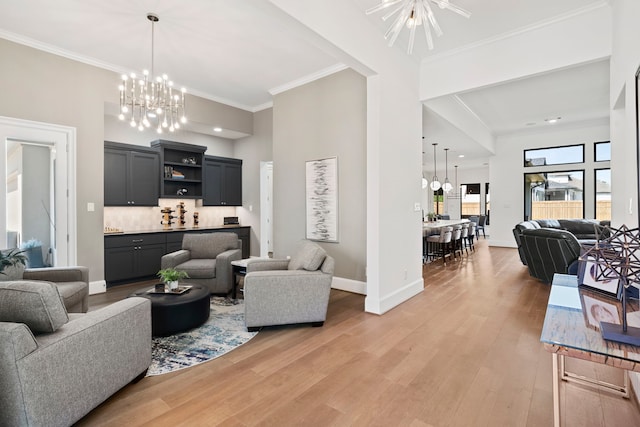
[77,241,640,426]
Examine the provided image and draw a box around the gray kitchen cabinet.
[203,155,243,206]
[104,141,159,206]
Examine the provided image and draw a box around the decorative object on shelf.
[429,143,441,191]
[160,206,175,229]
[171,169,185,179]
[157,268,189,291]
[177,188,188,196]
[181,156,196,165]
[176,202,187,228]
[117,13,187,134]
[164,165,174,178]
[365,0,471,54]
[578,224,640,346]
[193,211,199,227]
[442,148,452,193]
[305,156,338,242]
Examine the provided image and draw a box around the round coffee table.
[129,284,210,336]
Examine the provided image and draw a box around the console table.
[540,274,640,426]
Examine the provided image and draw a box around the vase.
[167,280,179,291]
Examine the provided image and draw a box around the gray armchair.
[0,280,151,427]
[244,240,335,331]
[161,232,242,294]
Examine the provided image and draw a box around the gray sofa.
[161,232,242,294]
[244,240,335,331]
[0,280,151,427]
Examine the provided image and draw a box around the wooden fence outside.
[531,201,611,220]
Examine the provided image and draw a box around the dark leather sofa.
[512,219,609,284]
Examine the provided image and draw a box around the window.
[595,169,611,220]
[433,188,444,215]
[461,183,481,216]
[594,141,611,162]
[524,171,584,220]
[524,144,584,167]
[485,183,490,224]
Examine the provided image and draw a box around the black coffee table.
[129,283,210,336]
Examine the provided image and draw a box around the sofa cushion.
[0,280,68,333]
[289,242,327,271]
[534,219,562,229]
[183,233,238,259]
[176,259,216,279]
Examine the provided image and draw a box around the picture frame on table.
[579,287,623,331]
[577,256,622,299]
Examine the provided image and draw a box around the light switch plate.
[414,202,421,212]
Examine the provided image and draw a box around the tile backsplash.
[104,199,237,232]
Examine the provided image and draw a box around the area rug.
[147,297,257,376]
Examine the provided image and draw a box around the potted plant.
[426,212,436,222]
[157,268,189,291]
[0,248,27,278]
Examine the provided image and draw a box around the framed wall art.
[305,156,338,242]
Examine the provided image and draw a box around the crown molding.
[421,1,610,66]
[268,63,348,96]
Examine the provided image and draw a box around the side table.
[231,257,269,300]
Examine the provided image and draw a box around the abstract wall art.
[305,156,338,242]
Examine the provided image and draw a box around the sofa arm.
[14,297,151,427]
[244,270,332,328]
[216,248,242,291]
[23,266,89,284]
[161,250,191,269]
[246,259,290,273]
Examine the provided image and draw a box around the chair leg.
[311,321,324,327]
[247,326,261,332]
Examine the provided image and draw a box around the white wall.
[272,69,367,285]
[234,108,274,257]
[609,0,640,405]
[490,122,610,248]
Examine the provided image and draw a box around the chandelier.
[442,148,452,192]
[118,13,186,133]
[365,0,471,54]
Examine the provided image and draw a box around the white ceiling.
[0,0,610,163]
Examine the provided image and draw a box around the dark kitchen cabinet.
[203,155,243,206]
[104,141,159,206]
[104,233,166,285]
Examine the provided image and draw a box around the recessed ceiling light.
[458,154,465,158]
[525,122,536,126]
[544,117,561,124]
[213,127,222,132]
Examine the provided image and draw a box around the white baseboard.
[365,278,424,315]
[489,240,517,248]
[89,280,106,295]
[631,372,640,406]
[332,276,367,295]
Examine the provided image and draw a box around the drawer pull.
[131,239,144,243]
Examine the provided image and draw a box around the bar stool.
[459,223,469,255]
[465,222,476,252]
[426,226,453,265]
[450,225,462,259]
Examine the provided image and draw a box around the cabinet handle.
[132,239,143,243]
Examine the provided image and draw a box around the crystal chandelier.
[365,0,471,54]
[118,13,186,134]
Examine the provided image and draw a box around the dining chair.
[450,225,463,259]
[477,215,487,239]
[465,222,476,252]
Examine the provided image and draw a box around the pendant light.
[429,143,441,191]
[442,148,452,193]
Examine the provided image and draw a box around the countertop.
[104,224,248,236]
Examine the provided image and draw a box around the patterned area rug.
[147,297,257,376]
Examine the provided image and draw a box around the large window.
[433,188,444,215]
[485,183,490,224]
[595,168,611,220]
[524,171,584,220]
[461,183,481,215]
[524,144,584,167]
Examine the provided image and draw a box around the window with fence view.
[595,168,611,220]
[524,171,584,220]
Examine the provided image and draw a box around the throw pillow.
[0,280,68,333]
[0,263,25,281]
[288,241,327,271]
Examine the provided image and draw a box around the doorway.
[0,116,76,266]
[260,161,273,258]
